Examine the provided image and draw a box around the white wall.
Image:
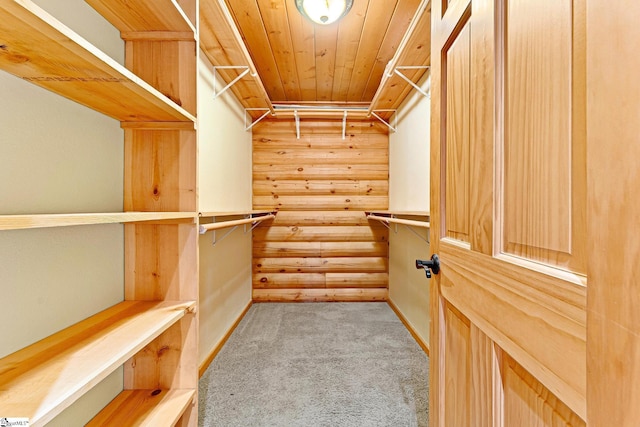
[0,1,125,425]
[197,52,253,367]
[388,73,431,349]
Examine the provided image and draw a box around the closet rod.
[366,214,430,229]
[199,214,275,234]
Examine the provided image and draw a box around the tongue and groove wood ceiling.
[200,0,431,114]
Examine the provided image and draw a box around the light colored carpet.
[198,302,429,427]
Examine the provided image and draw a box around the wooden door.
[430,0,587,425]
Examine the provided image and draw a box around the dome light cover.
[295,0,354,25]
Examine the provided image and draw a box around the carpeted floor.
[198,302,429,427]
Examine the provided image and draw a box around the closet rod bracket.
[342,110,348,140]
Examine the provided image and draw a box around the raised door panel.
[502,355,585,427]
[503,0,586,274]
[445,22,471,244]
[443,303,471,426]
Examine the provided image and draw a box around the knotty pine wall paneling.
[252,120,389,302]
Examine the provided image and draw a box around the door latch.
[415,254,440,278]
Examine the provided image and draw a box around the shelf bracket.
[245,108,272,131]
[294,110,300,139]
[370,110,397,133]
[403,222,430,244]
[213,66,254,99]
[342,110,348,140]
[390,66,431,98]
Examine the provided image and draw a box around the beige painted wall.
[0,1,125,425]
[197,52,253,367]
[388,73,431,349]
[197,54,252,212]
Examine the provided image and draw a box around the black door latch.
[415,254,440,278]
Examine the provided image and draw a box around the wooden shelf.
[87,389,195,426]
[369,0,431,117]
[199,0,273,117]
[0,300,195,426]
[0,212,196,231]
[86,0,195,34]
[0,1,195,123]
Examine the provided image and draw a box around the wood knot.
[157,345,170,357]
[3,53,29,63]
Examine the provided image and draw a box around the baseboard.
[387,299,430,356]
[252,288,388,302]
[199,300,253,377]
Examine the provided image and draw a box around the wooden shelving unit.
[0,301,194,426]
[0,0,199,425]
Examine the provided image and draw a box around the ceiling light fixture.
[295,0,354,25]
